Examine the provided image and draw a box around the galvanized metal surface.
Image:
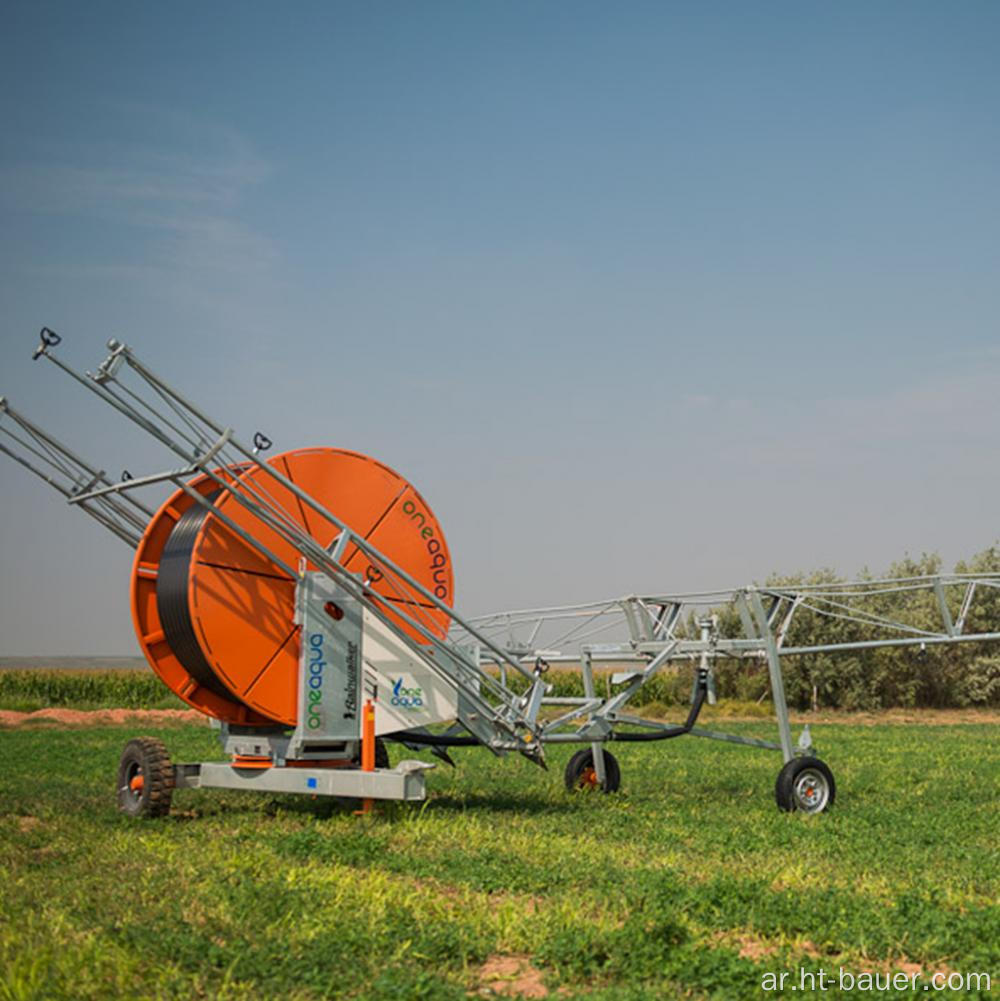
[174,759,432,801]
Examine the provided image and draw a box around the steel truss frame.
[465,577,1000,782]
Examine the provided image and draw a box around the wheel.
[116,737,175,818]
[775,757,835,814]
[564,748,621,793]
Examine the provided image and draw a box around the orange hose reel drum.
[173,447,454,725]
[130,473,277,725]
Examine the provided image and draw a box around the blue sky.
[1,2,998,654]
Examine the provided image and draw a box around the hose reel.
[131,447,454,726]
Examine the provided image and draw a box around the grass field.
[2,717,999,1000]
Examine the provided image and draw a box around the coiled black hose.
[155,491,232,700]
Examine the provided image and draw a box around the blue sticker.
[307,777,318,790]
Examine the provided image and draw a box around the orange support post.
[362,699,376,772]
[356,698,376,815]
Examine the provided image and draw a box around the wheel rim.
[122,760,143,807]
[579,766,599,790]
[792,768,829,813]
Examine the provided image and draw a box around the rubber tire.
[775,757,835,814]
[117,737,175,818]
[564,748,621,793]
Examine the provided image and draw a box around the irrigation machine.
[4,329,1000,816]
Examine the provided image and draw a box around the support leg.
[580,650,608,784]
[748,590,795,764]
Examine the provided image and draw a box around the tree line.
[706,547,1000,710]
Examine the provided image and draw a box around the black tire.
[117,737,175,818]
[564,748,621,793]
[775,757,835,814]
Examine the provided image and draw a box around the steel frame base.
[173,759,435,801]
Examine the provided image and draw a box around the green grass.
[1,720,998,1000]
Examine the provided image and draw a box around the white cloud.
[0,106,275,278]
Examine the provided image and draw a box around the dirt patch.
[714,929,784,961]
[735,934,778,961]
[16,816,41,832]
[714,930,952,981]
[786,708,1000,726]
[477,954,548,998]
[857,958,953,979]
[646,706,1000,726]
[0,708,203,728]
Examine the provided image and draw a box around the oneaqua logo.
[401,499,449,600]
[391,677,424,710]
[307,632,325,729]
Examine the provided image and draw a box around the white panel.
[361,608,458,736]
